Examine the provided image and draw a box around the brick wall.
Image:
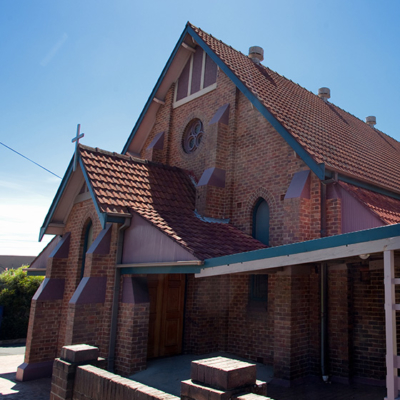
[25,299,63,364]
[57,201,102,355]
[71,364,179,400]
[114,302,149,376]
[25,199,119,369]
[328,265,351,380]
[183,274,229,355]
[350,263,386,381]
[64,303,104,350]
[183,268,322,383]
[326,198,341,236]
[140,69,328,247]
[227,274,274,365]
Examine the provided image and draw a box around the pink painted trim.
[122,277,149,304]
[32,278,65,301]
[16,360,54,381]
[197,167,226,188]
[147,132,165,150]
[49,232,71,259]
[284,170,310,200]
[69,277,107,304]
[87,224,112,255]
[209,104,230,126]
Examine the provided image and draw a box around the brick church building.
[18,22,400,395]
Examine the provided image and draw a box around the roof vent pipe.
[365,116,376,128]
[318,87,331,102]
[248,46,264,64]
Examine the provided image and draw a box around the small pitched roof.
[124,22,400,195]
[339,181,400,225]
[79,145,266,260]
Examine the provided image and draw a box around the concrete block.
[191,357,257,390]
[60,344,99,364]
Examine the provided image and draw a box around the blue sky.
[1,0,399,256]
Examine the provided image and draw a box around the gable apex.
[122,22,325,180]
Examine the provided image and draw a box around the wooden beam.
[181,42,196,52]
[153,97,165,105]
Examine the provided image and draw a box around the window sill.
[173,83,217,109]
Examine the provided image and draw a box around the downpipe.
[320,176,334,382]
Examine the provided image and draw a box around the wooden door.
[147,274,185,358]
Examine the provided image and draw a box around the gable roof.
[79,145,266,260]
[123,22,400,195]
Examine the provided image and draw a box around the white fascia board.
[196,236,400,278]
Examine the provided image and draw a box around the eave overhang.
[39,156,74,241]
[39,154,127,241]
[197,223,400,278]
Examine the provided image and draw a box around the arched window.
[252,198,269,246]
[250,198,269,307]
[80,220,93,279]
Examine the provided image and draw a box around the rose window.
[182,119,204,154]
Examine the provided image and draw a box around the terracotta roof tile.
[79,145,265,260]
[190,23,400,193]
[339,181,400,225]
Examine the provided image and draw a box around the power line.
[0,141,62,179]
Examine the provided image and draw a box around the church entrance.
[147,274,185,359]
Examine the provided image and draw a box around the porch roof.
[197,223,400,277]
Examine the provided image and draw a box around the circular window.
[182,119,204,154]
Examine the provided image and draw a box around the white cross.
[72,124,84,171]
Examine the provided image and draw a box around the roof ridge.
[79,144,136,162]
[79,143,190,175]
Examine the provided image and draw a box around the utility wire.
[0,141,62,179]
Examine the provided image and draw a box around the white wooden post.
[384,250,399,400]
